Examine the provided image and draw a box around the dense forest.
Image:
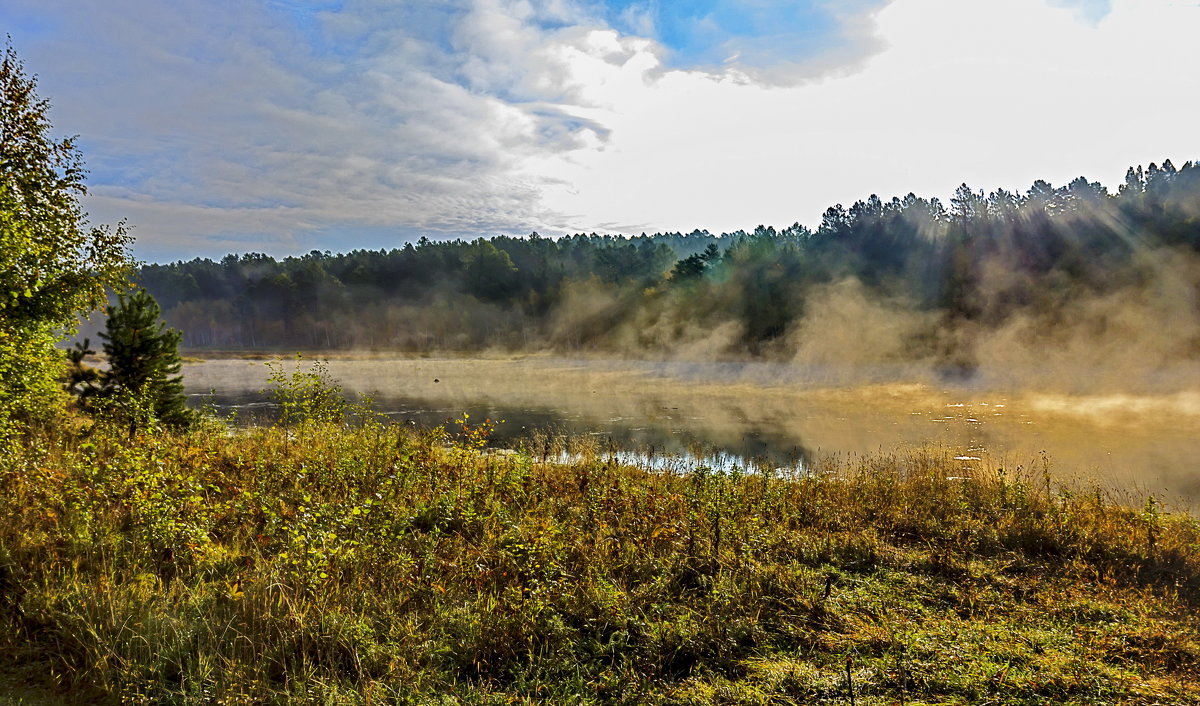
[138,160,1200,370]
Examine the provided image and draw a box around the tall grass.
[1,413,1198,704]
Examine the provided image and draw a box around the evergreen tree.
[99,288,193,430]
[63,337,103,406]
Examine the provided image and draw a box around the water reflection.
[193,389,812,473]
[183,356,1200,510]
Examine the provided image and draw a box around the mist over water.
[169,164,1200,509]
[184,354,1200,510]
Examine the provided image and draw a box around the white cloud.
[6,0,1199,260]
[11,0,613,257]
[531,0,1200,235]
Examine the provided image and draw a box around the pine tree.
[99,288,193,430]
[64,337,103,405]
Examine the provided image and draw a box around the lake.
[183,355,1200,510]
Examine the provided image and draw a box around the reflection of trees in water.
[184,357,1200,508]
[190,390,813,470]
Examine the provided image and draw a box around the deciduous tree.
[0,41,131,430]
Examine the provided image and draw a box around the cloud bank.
[2,0,1197,261]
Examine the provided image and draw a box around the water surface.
[183,356,1200,509]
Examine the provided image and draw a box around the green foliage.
[264,355,349,426]
[669,242,721,281]
[132,158,1200,360]
[0,42,131,432]
[62,337,102,402]
[96,288,194,431]
[464,239,520,303]
[2,412,1200,703]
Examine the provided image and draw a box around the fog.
[156,165,1200,506]
[184,351,1200,510]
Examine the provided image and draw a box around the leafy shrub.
[264,355,348,426]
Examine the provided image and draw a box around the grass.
[1,411,1199,704]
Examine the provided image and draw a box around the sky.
[2,0,1198,262]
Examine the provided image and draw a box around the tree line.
[137,161,1200,363]
[5,28,1199,447]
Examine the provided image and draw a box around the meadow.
[5,27,1200,706]
[2,371,1199,704]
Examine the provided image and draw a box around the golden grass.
[1,416,1198,704]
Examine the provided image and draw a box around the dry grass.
[1,412,1198,704]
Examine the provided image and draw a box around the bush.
[265,355,349,426]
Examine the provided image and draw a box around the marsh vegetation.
[4,391,1200,704]
[184,355,1200,510]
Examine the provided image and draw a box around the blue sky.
[597,1,884,67]
[1,0,1195,262]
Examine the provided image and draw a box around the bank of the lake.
[184,355,1200,510]
[2,416,1199,704]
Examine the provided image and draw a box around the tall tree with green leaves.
[99,288,193,431]
[0,41,131,431]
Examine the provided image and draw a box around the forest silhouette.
[139,160,1200,377]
